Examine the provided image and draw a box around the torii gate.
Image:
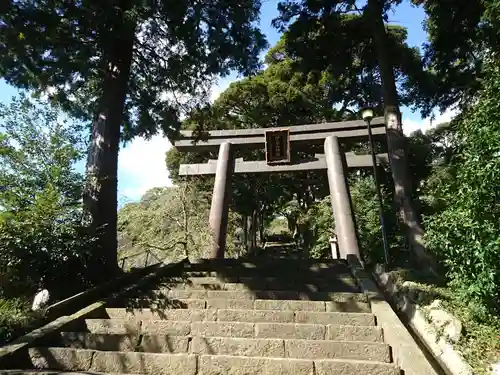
[173,117,389,261]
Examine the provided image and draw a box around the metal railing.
[118,249,164,270]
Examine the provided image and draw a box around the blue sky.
[0,1,456,204]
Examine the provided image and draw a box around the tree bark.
[243,215,249,253]
[182,185,189,259]
[367,0,400,119]
[83,8,136,280]
[367,0,436,272]
[250,209,257,251]
[259,211,265,243]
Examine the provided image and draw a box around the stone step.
[0,371,137,374]
[105,308,376,326]
[113,297,371,312]
[27,348,197,375]
[170,269,353,279]
[81,320,382,342]
[156,277,359,292]
[7,374,135,375]
[199,355,400,375]
[148,289,365,301]
[57,333,389,361]
[25,348,400,375]
[171,260,352,276]
[184,259,348,269]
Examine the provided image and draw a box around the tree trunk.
[250,210,257,251]
[83,10,136,281]
[182,185,189,259]
[367,0,400,117]
[259,211,265,243]
[243,215,249,253]
[367,0,436,272]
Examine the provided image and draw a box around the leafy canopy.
[0,95,93,297]
[0,0,268,140]
[424,61,500,316]
[272,1,428,114]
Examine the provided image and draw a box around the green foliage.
[349,175,387,263]
[407,122,459,217]
[272,1,429,114]
[450,301,500,374]
[389,268,500,374]
[0,298,44,346]
[290,173,404,264]
[118,184,214,261]
[1,1,268,139]
[0,96,85,211]
[424,62,500,316]
[299,198,335,259]
[118,183,244,261]
[413,0,500,115]
[266,217,290,237]
[1,0,268,272]
[0,96,93,298]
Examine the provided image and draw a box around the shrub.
[0,298,44,345]
[424,61,500,316]
[118,183,216,261]
[0,95,93,299]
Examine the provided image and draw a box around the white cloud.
[117,135,173,203]
[402,108,459,136]
[116,77,238,205]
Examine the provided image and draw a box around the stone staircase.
[2,258,403,374]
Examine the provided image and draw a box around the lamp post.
[361,107,390,266]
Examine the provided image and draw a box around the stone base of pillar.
[329,236,339,259]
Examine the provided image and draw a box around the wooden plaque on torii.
[265,129,291,164]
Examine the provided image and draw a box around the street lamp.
[361,107,390,266]
[361,107,374,122]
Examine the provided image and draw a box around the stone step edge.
[153,280,359,290]
[60,331,385,345]
[65,320,384,342]
[0,371,137,375]
[145,290,366,301]
[178,264,352,268]
[26,348,400,374]
[57,334,391,361]
[172,271,354,278]
[187,258,348,264]
[117,298,371,312]
[164,274,355,279]
[85,317,380,329]
[104,307,376,317]
[81,319,384,342]
[104,308,377,326]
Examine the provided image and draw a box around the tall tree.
[273,0,437,270]
[1,1,267,277]
[424,61,500,315]
[412,0,500,116]
[0,95,92,296]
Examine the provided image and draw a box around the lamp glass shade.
[361,108,374,121]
